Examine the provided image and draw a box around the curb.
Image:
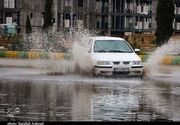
[0,51,71,60]
[139,55,180,65]
[0,51,180,65]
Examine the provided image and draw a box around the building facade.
[0,0,180,36]
[175,0,180,33]
[0,0,45,33]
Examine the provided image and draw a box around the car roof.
[90,36,125,41]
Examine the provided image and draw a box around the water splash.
[24,28,68,52]
[23,28,98,75]
[145,36,180,77]
[71,29,96,75]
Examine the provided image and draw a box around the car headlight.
[97,61,111,65]
[132,61,142,65]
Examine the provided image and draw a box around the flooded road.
[0,67,180,121]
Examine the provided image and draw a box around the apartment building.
[0,0,179,36]
[0,0,45,33]
[175,0,180,32]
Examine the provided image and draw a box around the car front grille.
[113,62,120,65]
[123,61,130,65]
[113,72,130,75]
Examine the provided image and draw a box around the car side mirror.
[134,48,140,53]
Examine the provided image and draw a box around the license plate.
[114,67,129,72]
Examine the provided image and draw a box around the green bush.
[8,34,26,51]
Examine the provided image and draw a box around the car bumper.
[94,65,143,76]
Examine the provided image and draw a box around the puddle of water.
[0,79,179,121]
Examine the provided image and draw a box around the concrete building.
[0,0,46,33]
[0,0,179,36]
[175,0,180,33]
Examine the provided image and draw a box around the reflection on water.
[0,78,180,121]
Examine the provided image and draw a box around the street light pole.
[70,0,73,38]
[87,0,90,29]
[60,0,64,30]
[53,0,58,32]
[108,0,112,36]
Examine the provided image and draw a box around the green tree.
[25,15,32,34]
[43,0,54,30]
[155,0,175,46]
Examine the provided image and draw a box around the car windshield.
[93,40,133,53]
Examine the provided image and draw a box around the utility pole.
[87,0,90,29]
[60,0,64,30]
[70,0,73,38]
[108,0,112,36]
[53,0,58,32]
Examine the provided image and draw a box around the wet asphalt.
[0,65,180,121]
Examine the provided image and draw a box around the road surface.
[0,59,180,121]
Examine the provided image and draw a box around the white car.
[88,36,143,76]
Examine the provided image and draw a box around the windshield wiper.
[94,50,109,53]
[108,50,131,53]
[94,50,133,53]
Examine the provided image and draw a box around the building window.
[4,0,15,8]
[78,0,83,7]
[65,0,72,7]
[30,13,33,18]
[0,11,2,24]
[96,16,101,29]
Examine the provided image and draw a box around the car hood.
[91,53,141,61]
